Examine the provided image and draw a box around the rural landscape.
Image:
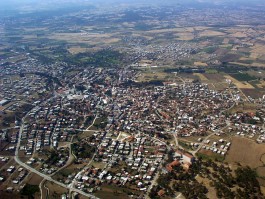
[0,0,265,198]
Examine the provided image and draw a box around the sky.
[0,0,263,12]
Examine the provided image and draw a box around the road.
[145,164,162,199]
[173,132,179,148]
[43,180,50,199]
[68,129,106,197]
[86,115,98,130]
[14,156,98,198]
[175,74,186,85]
[191,122,230,156]
[51,136,75,177]
[189,99,235,156]
[14,97,99,199]
[39,179,48,199]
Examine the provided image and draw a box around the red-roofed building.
[175,150,195,164]
[158,189,165,197]
[166,160,180,172]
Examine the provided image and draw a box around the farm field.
[0,2,265,199]
[241,88,265,99]
[225,137,265,168]
[224,75,254,89]
[193,73,208,81]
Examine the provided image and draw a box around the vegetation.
[149,157,264,199]
[122,80,164,87]
[197,152,225,162]
[72,143,96,159]
[178,140,193,150]
[235,167,262,198]
[203,46,218,54]
[20,184,40,198]
[93,116,108,129]
[231,73,257,82]
[45,150,60,165]
[216,64,249,73]
[84,115,94,128]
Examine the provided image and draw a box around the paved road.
[14,97,99,199]
[190,100,235,156]
[14,156,99,198]
[68,128,105,197]
[51,136,75,177]
[191,123,230,156]
[39,179,47,199]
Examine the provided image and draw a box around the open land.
[225,137,265,168]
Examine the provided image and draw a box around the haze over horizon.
[0,0,264,12]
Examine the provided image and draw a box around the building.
[175,150,195,164]
[0,99,9,106]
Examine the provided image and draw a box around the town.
[0,0,265,198]
[0,57,265,198]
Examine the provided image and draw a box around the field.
[90,161,106,169]
[48,33,121,47]
[68,47,88,54]
[196,175,217,199]
[257,167,265,178]
[193,73,208,81]
[224,75,255,89]
[241,88,265,99]
[45,181,68,199]
[199,30,226,37]
[0,191,21,199]
[250,43,265,60]
[256,80,265,88]
[136,71,171,82]
[191,73,230,90]
[194,61,208,67]
[225,137,265,168]
[228,102,257,114]
[27,173,43,185]
[77,130,95,140]
[95,184,140,199]
[197,149,225,162]
[135,67,179,82]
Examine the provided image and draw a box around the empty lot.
[225,137,265,168]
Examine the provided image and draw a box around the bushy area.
[20,184,39,198]
[149,158,264,199]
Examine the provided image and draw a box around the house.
[182,162,191,171]
[175,150,195,164]
[0,99,9,106]
[166,160,180,172]
[157,189,165,197]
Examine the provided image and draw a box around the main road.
[14,97,99,199]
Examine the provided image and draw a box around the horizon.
[0,0,264,10]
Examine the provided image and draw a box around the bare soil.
[225,137,265,168]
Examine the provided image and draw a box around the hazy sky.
[0,0,263,12]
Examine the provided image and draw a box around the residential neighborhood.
[0,0,265,198]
